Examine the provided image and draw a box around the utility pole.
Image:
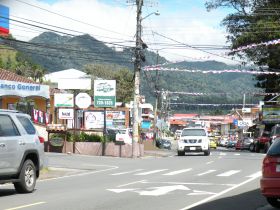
[153,51,159,143]
[132,0,143,158]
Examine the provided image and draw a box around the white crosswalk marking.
[246,171,261,178]
[110,169,143,176]
[135,169,168,175]
[217,170,240,177]
[163,168,192,176]
[197,170,216,176]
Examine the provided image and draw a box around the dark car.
[261,139,280,208]
[156,139,172,150]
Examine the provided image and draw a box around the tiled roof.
[0,68,36,84]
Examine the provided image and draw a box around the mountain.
[9,32,167,72]
[3,32,260,112]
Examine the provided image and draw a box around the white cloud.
[1,0,238,64]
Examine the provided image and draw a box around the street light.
[141,11,160,21]
[132,0,159,158]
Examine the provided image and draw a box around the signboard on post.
[262,105,280,124]
[58,78,91,90]
[54,93,74,107]
[94,80,116,108]
[0,5,9,36]
[75,92,91,109]
[58,108,74,120]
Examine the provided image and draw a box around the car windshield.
[181,129,206,136]
[118,130,127,134]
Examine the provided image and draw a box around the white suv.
[0,109,45,193]
[177,127,210,156]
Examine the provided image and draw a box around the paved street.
[0,149,276,210]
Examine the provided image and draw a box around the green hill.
[1,32,261,112]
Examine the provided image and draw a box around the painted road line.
[141,181,235,187]
[135,169,168,175]
[246,171,262,178]
[118,180,147,188]
[234,153,241,156]
[206,161,214,165]
[39,165,119,182]
[163,168,192,176]
[197,170,216,176]
[4,202,46,210]
[111,169,143,176]
[217,170,241,177]
[219,152,227,156]
[179,171,262,210]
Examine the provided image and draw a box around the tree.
[84,63,134,103]
[206,0,280,100]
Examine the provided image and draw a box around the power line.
[14,0,133,38]
[152,31,243,64]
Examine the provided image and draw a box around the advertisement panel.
[58,78,91,90]
[84,111,104,129]
[94,80,116,108]
[58,108,74,120]
[0,79,49,98]
[0,5,9,36]
[106,111,126,128]
[262,105,280,123]
[54,93,74,107]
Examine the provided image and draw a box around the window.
[16,116,36,135]
[268,140,280,156]
[0,115,20,137]
[181,129,206,137]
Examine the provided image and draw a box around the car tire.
[267,197,280,208]
[14,159,36,193]
[204,150,210,156]
[177,151,185,156]
[249,143,254,152]
[255,144,260,153]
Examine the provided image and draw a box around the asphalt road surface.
[0,148,277,210]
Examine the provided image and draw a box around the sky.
[0,0,238,64]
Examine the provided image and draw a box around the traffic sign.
[75,93,91,109]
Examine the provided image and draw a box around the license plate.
[276,165,280,172]
[190,147,196,151]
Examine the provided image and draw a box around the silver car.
[0,109,45,193]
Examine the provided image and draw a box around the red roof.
[173,113,199,119]
[0,68,36,84]
[169,119,187,125]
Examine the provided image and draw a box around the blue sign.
[233,119,238,126]
[141,121,151,129]
[0,5,9,30]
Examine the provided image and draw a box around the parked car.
[177,127,210,156]
[210,139,217,149]
[261,139,280,208]
[252,130,271,153]
[219,137,228,147]
[226,140,237,148]
[156,139,172,150]
[115,128,132,144]
[0,109,45,193]
[235,138,253,150]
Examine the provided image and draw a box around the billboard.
[262,105,280,124]
[0,5,9,36]
[94,80,116,108]
[54,93,74,107]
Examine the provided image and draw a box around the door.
[0,114,22,175]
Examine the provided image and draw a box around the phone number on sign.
[96,100,114,106]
